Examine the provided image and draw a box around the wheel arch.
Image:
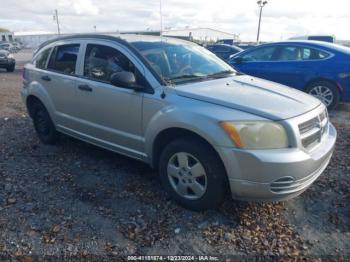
[304,77,342,93]
[151,127,226,173]
[26,95,44,118]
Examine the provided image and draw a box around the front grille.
[298,110,328,150]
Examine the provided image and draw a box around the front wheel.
[306,81,340,110]
[6,65,15,72]
[159,138,228,211]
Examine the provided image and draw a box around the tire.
[159,138,228,211]
[6,65,15,72]
[32,102,59,144]
[306,81,340,110]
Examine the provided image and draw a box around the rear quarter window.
[303,47,330,60]
[33,48,52,69]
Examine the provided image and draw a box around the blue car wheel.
[306,81,340,110]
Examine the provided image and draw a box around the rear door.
[30,42,81,129]
[262,45,328,89]
[43,42,81,129]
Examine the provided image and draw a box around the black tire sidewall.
[6,65,15,72]
[306,81,340,110]
[159,138,228,211]
[32,103,58,144]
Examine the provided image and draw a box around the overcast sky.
[1,0,349,41]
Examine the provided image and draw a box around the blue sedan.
[229,41,350,109]
[206,44,243,61]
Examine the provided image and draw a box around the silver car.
[22,34,336,210]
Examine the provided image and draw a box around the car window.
[241,47,276,62]
[317,50,330,59]
[277,46,302,61]
[33,48,51,69]
[277,46,331,61]
[132,41,235,85]
[302,48,311,59]
[309,48,330,60]
[48,44,80,75]
[215,46,230,52]
[84,44,139,84]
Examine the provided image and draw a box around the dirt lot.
[0,50,349,260]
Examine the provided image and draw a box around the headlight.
[7,54,14,59]
[339,72,350,78]
[220,121,288,149]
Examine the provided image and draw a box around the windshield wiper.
[168,74,206,81]
[207,70,236,78]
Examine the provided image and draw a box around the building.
[0,31,14,42]
[14,31,59,48]
[13,28,236,48]
[14,30,161,48]
[162,28,237,43]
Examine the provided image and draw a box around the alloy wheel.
[309,85,334,107]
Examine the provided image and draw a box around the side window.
[33,48,51,69]
[242,47,276,62]
[309,48,330,60]
[317,50,330,59]
[277,46,302,61]
[301,48,311,60]
[215,46,229,52]
[48,44,80,75]
[84,44,137,83]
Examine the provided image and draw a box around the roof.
[35,33,196,53]
[258,40,350,54]
[37,33,199,86]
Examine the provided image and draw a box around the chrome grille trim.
[298,109,328,150]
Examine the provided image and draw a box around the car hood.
[174,75,321,120]
[0,50,9,56]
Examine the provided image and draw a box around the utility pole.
[53,9,61,35]
[256,0,268,44]
[159,0,163,36]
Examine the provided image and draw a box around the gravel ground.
[0,50,349,260]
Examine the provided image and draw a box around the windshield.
[132,41,236,85]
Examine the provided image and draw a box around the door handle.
[41,75,51,81]
[78,84,93,92]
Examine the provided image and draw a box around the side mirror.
[110,72,144,91]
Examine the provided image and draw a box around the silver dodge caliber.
[22,34,336,211]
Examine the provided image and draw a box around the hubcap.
[309,86,334,107]
[167,152,207,200]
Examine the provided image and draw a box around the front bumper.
[217,123,336,202]
[0,58,15,68]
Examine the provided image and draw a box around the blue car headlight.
[339,72,350,79]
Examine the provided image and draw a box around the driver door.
[231,46,278,79]
[72,42,147,159]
